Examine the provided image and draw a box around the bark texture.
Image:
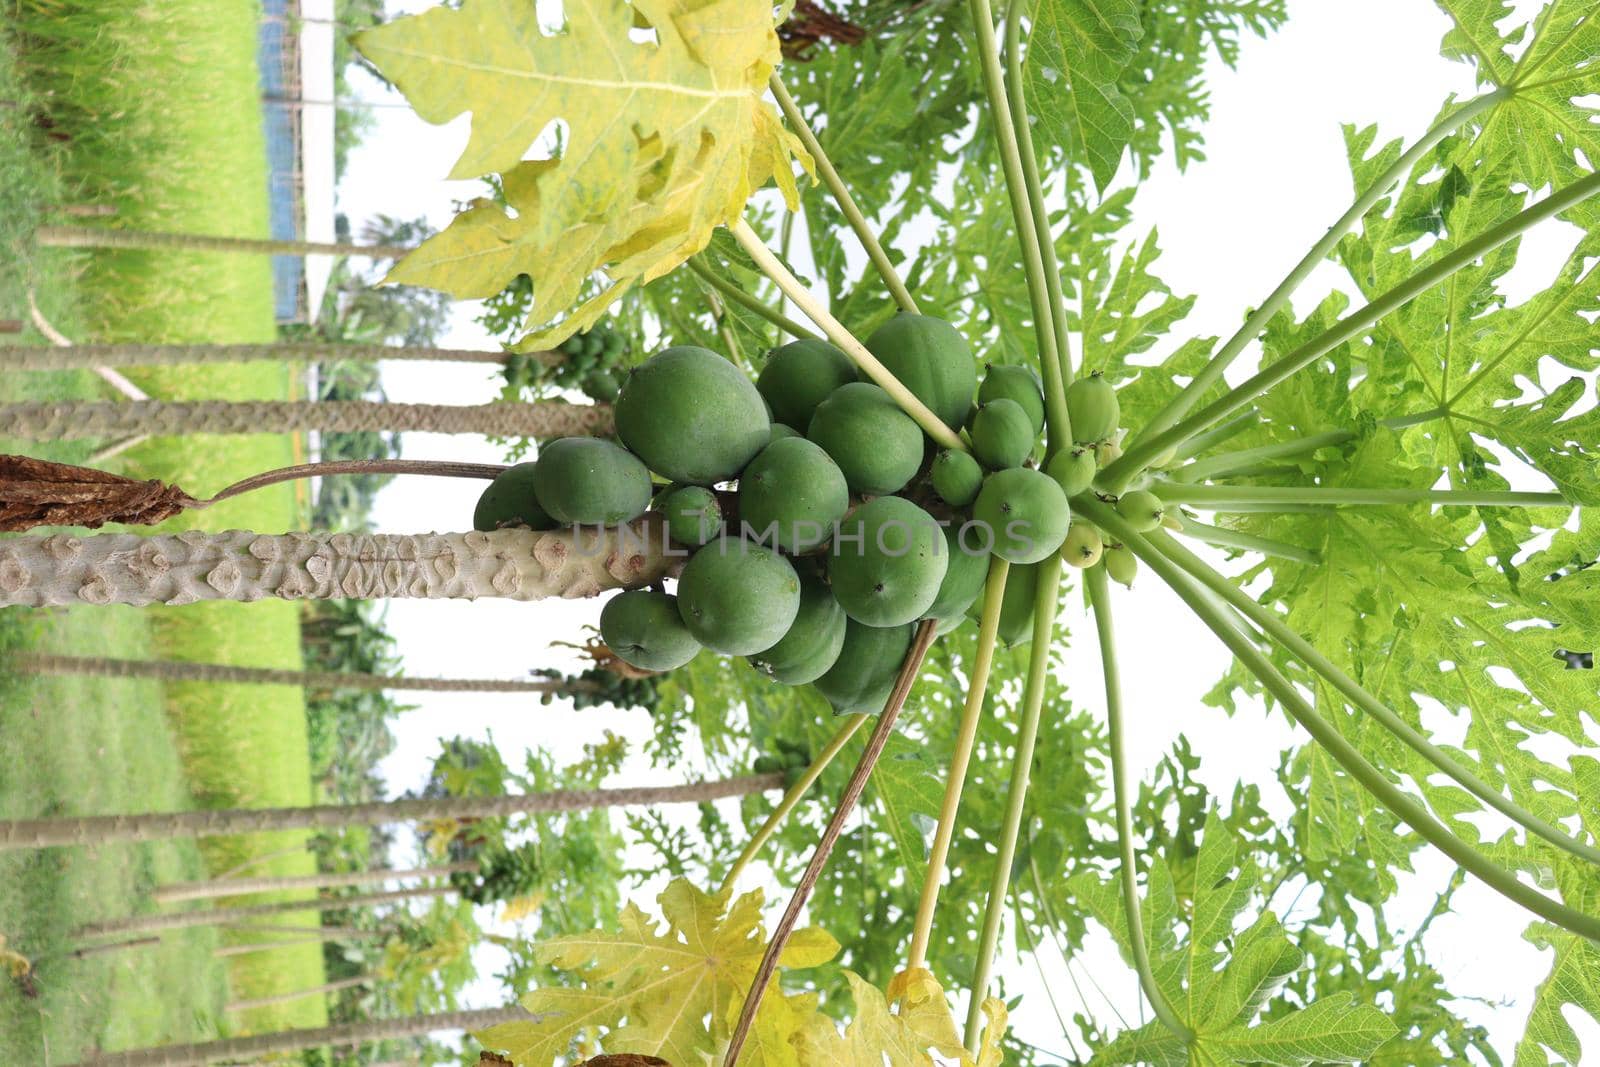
[0,522,679,609]
[63,1006,528,1066]
[154,861,474,904]
[5,773,783,851]
[0,398,612,439]
[17,653,593,696]
[0,342,544,369]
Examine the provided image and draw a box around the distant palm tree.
[0,341,546,370]
[63,1006,528,1067]
[154,860,476,904]
[16,653,602,698]
[0,397,612,439]
[5,770,781,852]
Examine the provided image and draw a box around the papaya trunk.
[16,653,598,697]
[225,975,370,1014]
[62,1005,527,1067]
[155,861,475,904]
[36,224,411,259]
[0,342,552,369]
[2,772,783,851]
[0,398,611,439]
[78,885,457,939]
[214,929,386,958]
[0,523,678,609]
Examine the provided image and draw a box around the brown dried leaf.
[0,455,198,532]
[577,1056,671,1067]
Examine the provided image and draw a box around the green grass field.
[2,1,331,1056]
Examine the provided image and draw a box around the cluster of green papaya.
[1043,371,1176,589]
[473,313,1089,714]
[501,323,629,403]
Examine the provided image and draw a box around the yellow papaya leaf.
[972,996,1009,1067]
[500,891,547,925]
[886,967,966,1057]
[796,971,932,1066]
[798,969,1010,1067]
[477,878,836,1065]
[354,0,810,350]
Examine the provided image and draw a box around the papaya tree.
[6,0,1600,1064]
[339,0,1600,1061]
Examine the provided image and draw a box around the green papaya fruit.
[828,496,949,627]
[1066,372,1119,444]
[970,398,1035,470]
[864,313,977,430]
[473,462,556,532]
[931,449,984,507]
[750,574,847,685]
[811,619,914,714]
[1104,544,1138,587]
[756,338,859,429]
[533,437,652,526]
[972,467,1071,564]
[1060,522,1104,568]
[738,437,850,554]
[656,484,723,546]
[806,382,924,496]
[599,590,701,671]
[768,422,802,443]
[615,346,770,484]
[580,369,621,402]
[675,539,801,655]
[1115,489,1166,533]
[923,521,990,621]
[978,364,1046,434]
[1046,447,1097,498]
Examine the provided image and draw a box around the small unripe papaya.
[1067,372,1119,445]
[1104,544,1138,587]
[600,590,701,671]
[656,484,722,546]
[969,398,1034,470]
[1115,489,1166,533]
[473,462,556,532]
[1046,448,1097,498]
[972,467,1071,565]
[931,449,984,507]
[978,364,1045,434]
[757,338,859,430]
[864,313,978,430]
[807,382,925,496]
[1060,523,1104,568]
[533,438,652,526]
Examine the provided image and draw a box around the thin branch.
[964,556,1062,1050]
[719,712,870,895]
[724,620,939,1067]
[909,556,1010,967]
[769,75,920,314]
[1088,504,1600,943]
[1003,0,1075,390]
[1173,516,1321,566]
[1085,565,1195,1043]
[1158,483,1569,510]
[1106,168,1600,488]
[1129,88,1509,449]
[1146,527,1600,868]
[685,256,818,340]
[961,0,1071,447]
[729,219,966,452]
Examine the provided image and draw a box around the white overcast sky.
[336,0,1595,1059]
